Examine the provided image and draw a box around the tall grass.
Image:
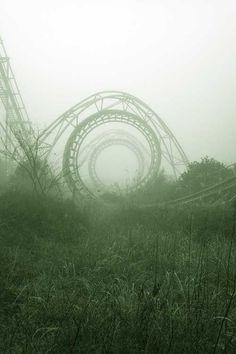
[0,191,236,353]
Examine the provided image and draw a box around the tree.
[178,156,234,195]
[0,127,63,196]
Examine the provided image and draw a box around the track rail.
[0,38,34,137]
[168,176,236,205]
[0,37,234,205]
[0,37,35,164]
[138,175,236,209]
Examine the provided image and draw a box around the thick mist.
[0,0,236,165]
[1,2,236,352]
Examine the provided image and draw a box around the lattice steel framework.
[63,109,161,196]
[40,91,189,197]
[0,37,35,174]
[88,138,145,190]
[1,37,236,204]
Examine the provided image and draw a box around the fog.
[1,0,236,165]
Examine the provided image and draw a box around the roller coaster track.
[167,175,236,206]
[0,37,34,163]
[0,37,235,205]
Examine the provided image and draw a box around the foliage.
[0,190,88,239]
[130,169,177,204]
[178,156,234,195]
[124,156,235,205]
[10,157,62,196]
[1,150,236,352]
[0,128,63,196]
[116,158,235,204]
[0,157,8,187]
[1,191,236,353]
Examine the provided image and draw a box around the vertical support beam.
[4,57,11,177]
[0,37,35,178]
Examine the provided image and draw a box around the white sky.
[1,0,236,164]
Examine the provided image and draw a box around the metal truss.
[78,129,148,190]
[1,37,235,204]
[0,38,31,130]
[88,138,146,191]
[0,38,34,149]
[40,92,189,172]
[40,91,189,197]
[63,109,161,196]
[167,175,236,205]
[78,128,149,169]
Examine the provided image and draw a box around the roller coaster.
[0,37,235,205]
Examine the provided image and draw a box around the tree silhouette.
[178,156,234,195]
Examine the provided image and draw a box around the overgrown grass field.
[1,192,236,353]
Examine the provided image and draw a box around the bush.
[0,191,88,240]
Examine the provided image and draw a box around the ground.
[0,192,236,353]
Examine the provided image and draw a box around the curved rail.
[0,38,234,206]
[40,91,189,196]
[63,109,161,196]
[88,138,146,190]
[138,175,236,209]
[168,176,236,205]
[40,91,189,171]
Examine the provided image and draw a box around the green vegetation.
[129,157,236,205]
[1,155,236,353]
[1,186,236,353]
[178,157,235,195]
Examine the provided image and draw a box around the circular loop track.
[40,91,189,198]
[63,109,161,196]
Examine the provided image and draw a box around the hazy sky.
[1,0,236,164]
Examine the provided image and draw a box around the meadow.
[1,190,236,353]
